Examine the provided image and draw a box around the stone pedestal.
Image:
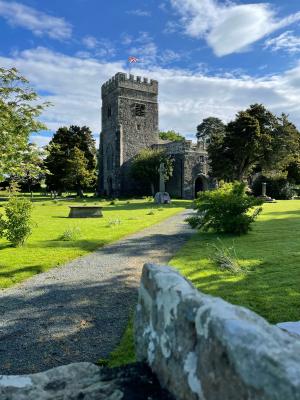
[68,206,103,218]
[154,192,171,204]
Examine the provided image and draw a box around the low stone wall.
[135,263,300,400]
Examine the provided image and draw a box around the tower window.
[107,106,112,118]
[133,103,146,117]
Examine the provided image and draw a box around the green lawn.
[0,198,189,288]
[171,200,300,324]
[105,199,300,367]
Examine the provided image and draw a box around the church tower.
[99,72,159,196]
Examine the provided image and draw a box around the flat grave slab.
[68,206,103,218]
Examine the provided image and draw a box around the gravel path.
[0,209,194,374]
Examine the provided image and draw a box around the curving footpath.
[0,209,194,374]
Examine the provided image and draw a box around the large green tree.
[196,117,226,145]
[131,149,174,195]
[45,125,96,193]
[0,67,49,180]
[204,104,300,181]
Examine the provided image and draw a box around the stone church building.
[98,72,210,199]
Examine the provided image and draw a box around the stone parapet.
[102,72,158,97]
[135,263,300,400]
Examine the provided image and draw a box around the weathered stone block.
[68,206,103,218]
[135,263,300,400]
[0,362,175,399]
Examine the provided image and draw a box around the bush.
[251,175,295,200]
[0,196,33,246]
[187,182,262,235]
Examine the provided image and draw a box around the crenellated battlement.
[101,72,158,97]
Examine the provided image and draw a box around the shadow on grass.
[0,273,137,375]
[0,265,44,278]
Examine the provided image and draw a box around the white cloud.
[0,1,72,40]
[82,36,98,49]
[127,9,151,17]
[2,46,300,141]
[169,0,300,56]
[265,31,300,54]
[82,36,116,58]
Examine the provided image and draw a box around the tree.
[207,104,300,181]
[287,158,300,184]
[159,130,184,142]
[224,112,261,181]
[12,144,49,194]
[131,149,174,195]
[63,147,96,196]
[0,67,49,180]
[196,117,226,145]
[45,125,96,193]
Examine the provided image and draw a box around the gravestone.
[259,182,275,202]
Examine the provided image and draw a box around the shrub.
[187,182,262,235]
[0,196,33,247]
[59,226,81,241]
[251,175,295,200]
[208,239,242,273]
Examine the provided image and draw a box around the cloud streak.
[0,1,72,40]
[265,31,300,54]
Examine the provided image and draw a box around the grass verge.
[103,200,300,366]
[0,198,190,288]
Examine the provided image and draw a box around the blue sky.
[1,0,300,147]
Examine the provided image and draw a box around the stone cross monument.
[155,163,171,204]
[158,163,165,193]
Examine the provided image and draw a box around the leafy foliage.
[0,196,33,247]
[0,67,50,180]
[186,182,262,234]
[63,147,96,196]
[131,149,174,195]
[45,125,96,193]
[159,130,184,142]
[197,117,226,144]
[202,104,300,181]
[251,175,295,200]
[11,143,49,192]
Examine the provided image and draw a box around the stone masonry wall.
[135,263,300,400]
